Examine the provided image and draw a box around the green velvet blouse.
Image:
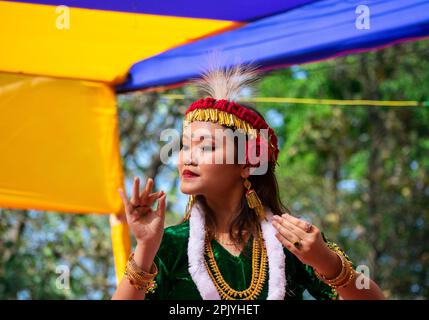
[145,220,339,300]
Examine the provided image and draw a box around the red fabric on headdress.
[246,135,270,167]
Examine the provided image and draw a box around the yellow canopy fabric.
[0,72,131,282]
[0,1,238,83]
[110,213,132,284]
[0,72,124,214]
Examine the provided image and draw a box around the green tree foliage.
[258,39,429,299]
[0,210,114,299]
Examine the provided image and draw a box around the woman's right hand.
[118,177,166,253]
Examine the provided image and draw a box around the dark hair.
[190,104,291,256]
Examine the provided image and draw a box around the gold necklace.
[204,226,268,300]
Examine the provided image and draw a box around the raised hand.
[118,177,166,252]
[272,213,336,270]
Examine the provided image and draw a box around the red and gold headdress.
[183,64,280,167]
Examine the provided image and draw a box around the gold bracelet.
[314,250,347,284]
[128,253,158,279]
[125,261,157,293]
[124,252,158,293]
[335,266,356,289]
[314,241,356,289]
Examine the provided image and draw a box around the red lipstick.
[182,169,199,178]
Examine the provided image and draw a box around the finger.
[147,191,164,201]
[139,178,154,201]
[272,220,301,245]
[146,191,165,207]
[155,193,167,218]
[273,215,308,239]
[131,177,140,204]
[275,233,299,255]
[119,188,140,220]
[118,188,130,207]
[282,213,309,232]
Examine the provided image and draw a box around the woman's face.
[178,121,247,197]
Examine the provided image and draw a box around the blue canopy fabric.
[5,0,316,21]
[3,0,429,92]
[116,0,429,92]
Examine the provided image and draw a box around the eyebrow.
[182,134,215,141]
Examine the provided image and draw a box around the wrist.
[313,247,342,279]
[134,242,158,272]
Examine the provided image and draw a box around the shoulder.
[163,219,190,240]
[157,220,190,256]
[154,220,190,271]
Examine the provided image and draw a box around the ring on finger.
[293,239,302,249]
[304,222,313,233]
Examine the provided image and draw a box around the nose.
[182,145,198,166]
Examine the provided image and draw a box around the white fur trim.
[261,208,287,299]
[188,203,221,299]
[188,204,286,300]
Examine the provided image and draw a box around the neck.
[204,187,244,234]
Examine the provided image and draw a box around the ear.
[240,164,250,179]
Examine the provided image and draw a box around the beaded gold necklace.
[203,225,268,300]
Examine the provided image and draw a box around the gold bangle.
[334,253,357,288]
[314,241,356,289]
[335,267,356,289]
[314,250,347,284]
[125,267,157,293]
[128,253,158,276]
[125,252,158,293]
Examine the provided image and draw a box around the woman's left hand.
[272,213,335,270]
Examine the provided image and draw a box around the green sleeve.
[297,262,339,300]
[144,229,173,300]
[144,254,171,300]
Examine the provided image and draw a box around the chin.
[180,180,203,195]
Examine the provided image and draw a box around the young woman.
[112,66,385,300]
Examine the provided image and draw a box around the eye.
[201,145,215,152]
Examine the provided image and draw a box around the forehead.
[182,121,225,140]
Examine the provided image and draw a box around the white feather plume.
[190,52,261,101]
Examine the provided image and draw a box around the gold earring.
[182,195,195,222]
[243,178,267,221]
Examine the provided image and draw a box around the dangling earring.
[243,178,267,221]
[182,195,195,222]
